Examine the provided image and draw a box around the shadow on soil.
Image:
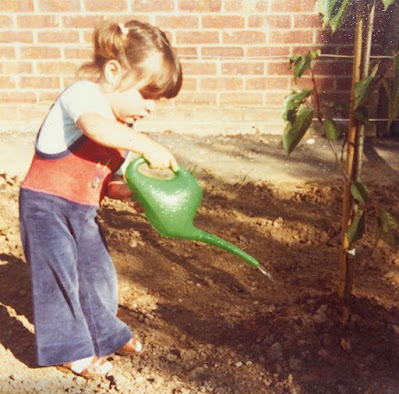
[100,170,399,393]
[0,253,36,368]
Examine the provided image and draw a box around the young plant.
[282,0,399,302]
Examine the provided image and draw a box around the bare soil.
[1,131,399,393]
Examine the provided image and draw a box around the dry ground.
[1,131,399,393]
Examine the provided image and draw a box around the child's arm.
[77,113,178,171]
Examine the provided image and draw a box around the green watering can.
[125,157,259,269]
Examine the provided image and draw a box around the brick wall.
[0,0,388,135]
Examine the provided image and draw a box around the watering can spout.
[185,227,259,268]
[125,157,259,269]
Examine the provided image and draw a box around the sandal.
[116,337,143,356]
[56,356,113,379]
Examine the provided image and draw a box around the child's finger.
[170,158,179,172]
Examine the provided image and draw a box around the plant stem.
[339,0,370,303]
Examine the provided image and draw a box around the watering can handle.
[127,156,182,182]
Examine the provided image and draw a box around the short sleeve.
[60,81,114,122]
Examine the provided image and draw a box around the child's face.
[108,80,156,125]
[101,62,157,125]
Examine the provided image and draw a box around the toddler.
[19,19,182,379]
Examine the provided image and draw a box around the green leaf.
[354,64,379,110]
[380,210,399,232]
[379,210,399,249]
[309,49,321,60]
[381,0,396,10]
[318,0,336,26]
[329,0,352,32]
[290,54,311,82]
[282,89,313,122]
[350,181,369,203]
[346,210,365,245]
[283,108,314,155]
[324,117,340,140]
[290,50,321,83]
[318,0,353,32]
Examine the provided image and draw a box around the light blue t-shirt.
[37,81,114,154]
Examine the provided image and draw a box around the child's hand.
[143,146,178,172]
[106,177,144,213]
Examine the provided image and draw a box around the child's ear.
[104,60,124,89]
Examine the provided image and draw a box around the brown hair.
[78,20,182,99]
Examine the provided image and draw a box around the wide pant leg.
[19,189,131,366]
[74,214,132,358]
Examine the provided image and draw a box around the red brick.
[247,46,290,58]
[267,61,292,76]
[0,77,16,89]
[83,31,94,44]
[37,61,79,75]
[246,77,289,90]
[182,61,217,75]
[175,91,217,104]
[293,76,336,90]
[220,92,263,105]
[248,15,291,29]
[294,14,322,28]
[0,0,34,12]
[223,31,265,45]
[20,46,62,59]
[270,30,313,45]
[271,0,316,13]
[0,31,34,44]
[0,91,36,103]
[181,77,198,90]
[264,91,288,106]
[37,30,80,44]
[176,31,220,45]
[202,46,243,58]
[291,46,325,55]
[223,0,243,12]
[202,15,245,29]
[0,61,32,74]
[85,0,127,12]
[222,62,264,75]
[38,0,80,12]
[200,77,243,90]
[20,76,61,89]
[313,60,352,76]
[175,47,199,57]
[0,15,14,27]
[336,77,352,90]
[0,47,16,58]
[37,91,61,103]
[63,15,105,29]
[65,47,93,60]
[315,28,355,45]
[156,16,200,29]
[17,15,60,29]
[255,0,270,12]
[19,106,49,120]
[0,106,19,120]
[130,0,174,12]
[178,0,222,12]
